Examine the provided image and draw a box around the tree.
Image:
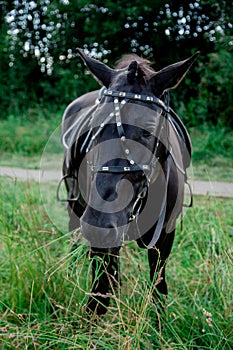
[0,0,232,121]
[187,42,233,127]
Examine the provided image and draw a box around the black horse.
[59,49,198,315]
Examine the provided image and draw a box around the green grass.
[0,177,232,349]
[0,112,62,169]
[189,125,233,182]
[1,113,233,181]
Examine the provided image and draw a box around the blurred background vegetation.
[0,0,232,176]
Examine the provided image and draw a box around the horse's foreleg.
[87,247,120,316]
[148,229,175,299]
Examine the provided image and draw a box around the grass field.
[0,112,232,348]
[0,177,232,349]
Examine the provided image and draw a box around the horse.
[59,48,198,316]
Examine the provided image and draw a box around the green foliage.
[0,178,232,348]
[178,46,233,128]
[0,0,232,126]
[198,48,233,127]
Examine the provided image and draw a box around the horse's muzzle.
[80,212,126,249]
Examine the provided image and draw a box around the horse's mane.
[115,54,155,76]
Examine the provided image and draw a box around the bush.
[177,45,233,128]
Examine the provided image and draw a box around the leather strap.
[90,164,150,173]
[104,89,170,112]
[144,154,172,249]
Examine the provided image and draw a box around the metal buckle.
[56,175,80,202]
[138,186,148,199]
[119,92,126,97]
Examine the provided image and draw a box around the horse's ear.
[149,51,199,97]
[77,48,116,87]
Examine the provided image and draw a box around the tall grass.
[0,177,232,349]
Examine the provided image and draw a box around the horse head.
[76,49,198,250]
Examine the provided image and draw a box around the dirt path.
[1,166,233,198]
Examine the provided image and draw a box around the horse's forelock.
[115,54,154,76]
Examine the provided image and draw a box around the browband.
[103,89,170,112]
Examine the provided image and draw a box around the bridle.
[81,89,172,244]
[58,88,192,248]
[82,88,169,179]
